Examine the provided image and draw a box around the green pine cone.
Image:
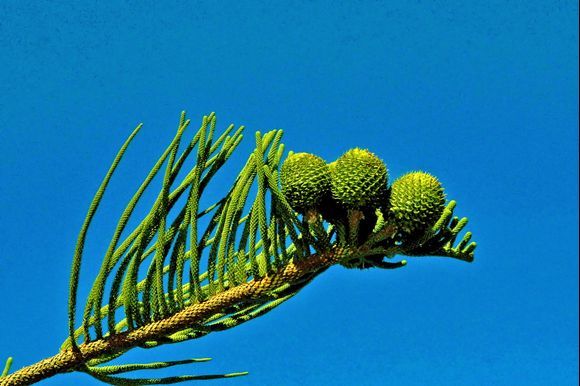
[331,148,388,209]
[389,171,446,234]
[280,152,331,213]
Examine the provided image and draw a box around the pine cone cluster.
[280,149,446,241]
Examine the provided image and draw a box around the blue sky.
[0,1,577,385]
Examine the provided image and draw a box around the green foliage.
[81,358,248,385]
[60,112,332,383]
[1,357,12,378]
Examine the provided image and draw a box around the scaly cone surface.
[330,148,388,209]
[280,152,331,213]
[389,171,446,235]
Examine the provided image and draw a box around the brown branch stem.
[1,248,348,386]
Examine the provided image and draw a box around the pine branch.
[0,112,476,385]
[0,247,350,385]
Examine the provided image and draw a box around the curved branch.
[0,247,349,386]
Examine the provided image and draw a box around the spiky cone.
[330,148,388,210]
[280,152,331,215]
[389,171,446,237]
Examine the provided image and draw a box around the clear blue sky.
[0,1,577,385]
